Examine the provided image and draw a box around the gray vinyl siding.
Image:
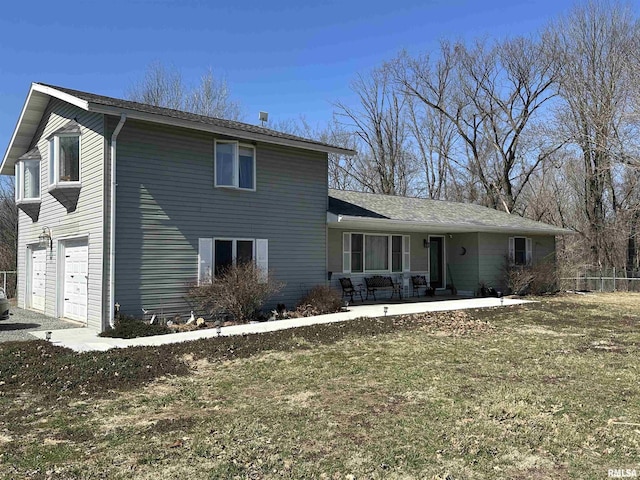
[478,233,556,292]
[110,118,328,317]
[446,232,479,295]
[16,98,105,329]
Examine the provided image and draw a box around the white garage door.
[30,247,46,311]
[63,240,88,322]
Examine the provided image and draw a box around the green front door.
[429,236,445,289]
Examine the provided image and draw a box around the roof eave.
[89,103,356,156]
[328,215,574,235]
[1,83,89,175]
[2,83,355,176]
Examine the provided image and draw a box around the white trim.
[48,133,82,188]
[509,236,532,266]
[344,232,409,275]
[342,232,351,274]
[32,83,90,111]
[14,159,42,202]
[213,237,256,276]
[256,239,268,283]
[214,140,256,191]
[402,235,411,273]
[198,238,213,285]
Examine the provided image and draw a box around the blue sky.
[0,0,595,158]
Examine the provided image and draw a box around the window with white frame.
[15,159,41,201]
[49,134,80,185]
[509,236,532,266]
[343,233,410,273]
[215,141,255,190]
[198,237,268,284]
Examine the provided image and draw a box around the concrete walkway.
[30,297,531,352]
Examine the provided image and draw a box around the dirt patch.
[395,310,495,336]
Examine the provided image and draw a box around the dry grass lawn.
[1,292,639,479]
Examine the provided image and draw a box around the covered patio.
[326,189,568,299]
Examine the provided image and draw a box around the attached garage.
[29,246,47,311]
[61,239,88,323]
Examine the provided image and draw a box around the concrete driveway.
[0,307,81,342]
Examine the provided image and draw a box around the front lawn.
[1,293,639,479]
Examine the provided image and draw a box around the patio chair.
[411,275,435,297]
[339,277,363,303]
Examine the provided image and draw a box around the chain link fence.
[559,267,640,293]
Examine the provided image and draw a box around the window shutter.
[198,238,213,284]
[403,235,411,272]
[526,238,533,265]
[508,237,515,264]
[342,233,351,273]
[256,239,268,282]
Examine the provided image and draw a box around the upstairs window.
[215,141,255,190]
[15,159,41,202]
[49,134,81,185]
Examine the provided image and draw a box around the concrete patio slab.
[30,297,532,352]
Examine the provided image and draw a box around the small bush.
[503,265,535,295]
[100,315,170,339]
[295,285,343,317]
[503,258,558,296]
[529,261,559,294]
[187,262,284,323]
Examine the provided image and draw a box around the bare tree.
[545,0,640,267]
[394,36,559,212]
[0,176,17,272]
[334,67,414,195]
[405,80,463,200]
[185,68,243,120]
[127,62,244,120]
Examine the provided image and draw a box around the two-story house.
[1,83,570,332]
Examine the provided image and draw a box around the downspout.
[109,114,127,328]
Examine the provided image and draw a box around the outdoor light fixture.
[423,239,430,248]
[215,320,222,337]
[45,331,52,342]
[384,306,388,316]
[38,227,53,252]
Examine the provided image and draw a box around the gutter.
[109,114,127,328]
[329,214,574,236]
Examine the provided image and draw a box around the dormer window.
[47,122,81,187]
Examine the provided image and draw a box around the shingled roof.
[328,189,572,235]
[39,83,351,153]
[2,82,354,174]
